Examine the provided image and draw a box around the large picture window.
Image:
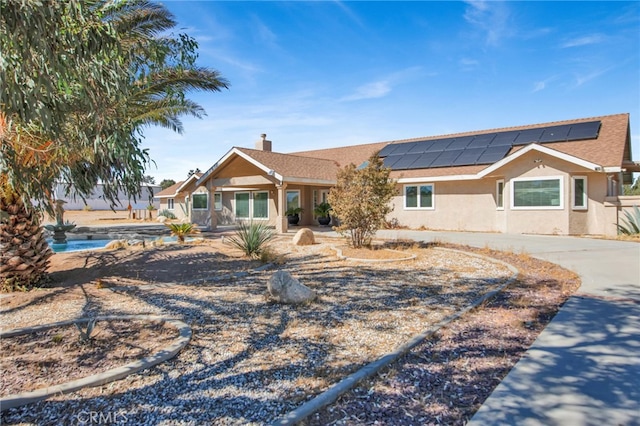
[235,193,250,218]
[192,193,208,210]
[572,176,587,210]
[253,192,269,219]
[404,184,434,209]
[512,177,563,209]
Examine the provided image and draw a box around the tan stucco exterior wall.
[388,151,613,236]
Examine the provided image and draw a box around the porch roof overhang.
[197,147,339,188]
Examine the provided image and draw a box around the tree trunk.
[0,191,52,291]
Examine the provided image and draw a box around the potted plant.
[313,202,332,226]
[285,207,304,226]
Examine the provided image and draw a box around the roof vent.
[255,133,272,152]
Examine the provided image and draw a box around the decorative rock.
[156,215,167,223]
[105,239,126,250]
[267,271,316,304]
[292,228,315,246]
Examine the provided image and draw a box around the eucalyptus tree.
[0,0,229,290]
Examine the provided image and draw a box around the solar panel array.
[379,120,601,170]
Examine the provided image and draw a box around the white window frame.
[252,191,269,220]
[403,184,435,210]
[214,192,222,211]
[572,176,588,210]
[167,198,175,210]
[511,176,564,210]
[192,192,208,210]
[235,192,250,219]
[496,179,505,210]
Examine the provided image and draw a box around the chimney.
[255,133,272,152]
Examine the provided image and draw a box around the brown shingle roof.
[291,141,390,168]
[155,181,184,197]
[236,148,340,181]
[204,113,630,185]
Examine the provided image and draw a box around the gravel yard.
[0,235,577,425]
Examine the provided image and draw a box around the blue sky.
[145,1,640,182]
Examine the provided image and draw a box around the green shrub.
[159,209,177,219]
[616,205,640,235]
[225,221,275,259]
[166,222,200,243]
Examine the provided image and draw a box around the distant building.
[52,182,161,210]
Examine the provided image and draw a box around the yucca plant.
[616,205,640,235]
[225,221,275,259]
[166,222,200,243]
[75,318,97,343]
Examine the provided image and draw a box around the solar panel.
[538,124,571,143]
[430,149,464,168]
[391,154,421,170]
[452,147,485,166]
[385,142,418,156]
[378,119,602,171]
[411,152,440,169]
[567,121,601,141]
[425,139,454,152]
[490,131,519,146]
[467,133,497,148]
[446,136,474,150]
[378,144,397,157]
[477,145,511,164]
[407,140,435,154]
[382,155,404,169]
[513,129,545,145]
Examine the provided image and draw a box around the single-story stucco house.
[166,113,639,237]
[154,173,206,222]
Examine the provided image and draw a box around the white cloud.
[340,67,424,102]
[463,0,512,46]
[561,34,606,48]
[341,80,391,102]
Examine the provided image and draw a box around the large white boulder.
[292,228,315,246]
[267,271,316,304]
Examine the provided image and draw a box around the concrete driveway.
[373,230,640,426]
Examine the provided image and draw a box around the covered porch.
[195,146,338,233]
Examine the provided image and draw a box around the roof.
[236,148,340,181]
[155,173,202,198]
[198,113,631,186]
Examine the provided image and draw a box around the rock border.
[271,247,519,425]
[0,315,192,411]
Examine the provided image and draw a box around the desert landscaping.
[0,212,579,425]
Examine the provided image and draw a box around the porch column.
[210,186,218,230]
[276,183,288,234]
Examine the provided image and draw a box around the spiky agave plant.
[166,222,200,243]
[616,205,640,235]
[225,221,275,258]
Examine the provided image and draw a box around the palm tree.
[0,0,229,290]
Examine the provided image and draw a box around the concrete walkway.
[370,230,640,426]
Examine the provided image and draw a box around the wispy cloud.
[463,1,512,46]
[561,34,606,48]
[341,80,391,102]
[333,0,366,29]
[574,67,612,87]
[530,76,553,93]
[251,15,279,50]
[340,67,423,102]
[459,57,480,71]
